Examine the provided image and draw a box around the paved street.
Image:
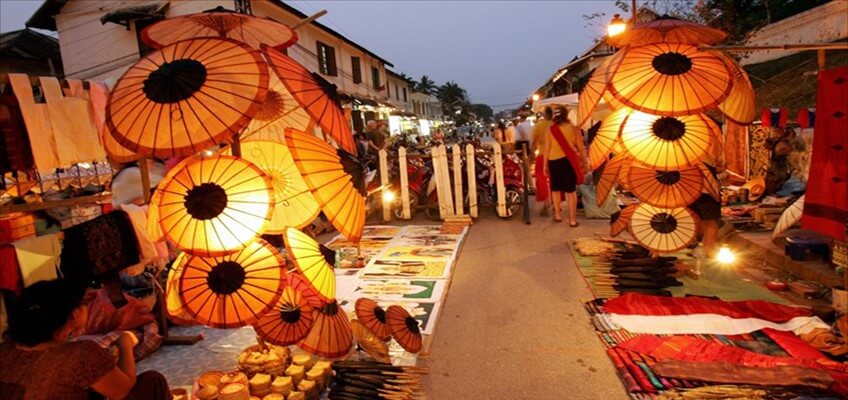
[421,209,627,399]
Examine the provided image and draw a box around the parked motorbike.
[468,151,524,219]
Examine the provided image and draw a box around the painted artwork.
[359,259,451,280]
[380,246,456,261]
[362,225,402,238]
[393,234,460,248]
[349,279,446,302]
[401,225,443,236]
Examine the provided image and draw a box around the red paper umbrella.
[611,204,638,237]
[284,228,336,302]
[386,305,422,353]
[284,129,365,243]
[298,301,354,359]
[589,107,630,170]
[608,43,731,116]
[607,15,727,48]
[106,38,268,158]
[254,273,317,346]
[628,163,703,209]
[355,298,391,341]
[577,50,626,128]
[141,6,298,50]
[264,46,355,154]
[286,273,324,309]
[178,239,285,328]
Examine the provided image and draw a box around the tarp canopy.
[533,93,614,129]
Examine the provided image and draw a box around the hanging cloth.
[0,244,23,295]
[60,210,140,283]
[8,73,61,172]
[760,108,788,127]
[14,234,61,287]
[797,107,816,129]
[802,66,848,241]
[549,124,584,185]
[39,77,106,165]
[0,91,36,174]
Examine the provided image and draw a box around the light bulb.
[716,245,735,265]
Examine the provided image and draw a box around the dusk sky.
[1,0,621,110]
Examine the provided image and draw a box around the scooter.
[468,151,524,219]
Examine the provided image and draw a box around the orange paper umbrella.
[355,298,391,341]
[698,163,722,201]
[589,107,630,170]
[610,204,638,237]
[284,228,336,302]
[595,153,632,206]
[141,6,297,50]
[156,155,274,256]
[608,43,731,116]
[102,126,139,163]
[165,253,195,325]
[147,156,192,242]
[717,53,756,124]
[178,239,285,328]
[350,320,391,363]
[241,64,313,141]
[628,163,703,208]
[607,16,727,48]
[284,129,365,243]
[620,110,717,170]
[254,273,317,346]
[577,51,626,128]
[629,204,698,253]
[298,301,353,359]
[107,38,268,158]
[386,305,422,353]
[223,140,320,232]
[264,46,355,153]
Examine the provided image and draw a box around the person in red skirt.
[532,107,553,216]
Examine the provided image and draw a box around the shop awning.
[100,2,167,27]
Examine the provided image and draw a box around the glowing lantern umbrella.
[264,46,356,153]
[698,163,721,201]
[156,155,274,256]
[355,298,391,341]
[717,54,756,124]
[284,228,336,302]
[298,301,354,359]
[241,65,314,141]
[607,16,727,48]
[165,253,194,325]
[386,305,423,353]
[223,140,320,232]
[577,50,626,128]
[106,37,268,158]
[141,6,298,50]
[608,43,731,116]
[284,129,365,243]
[254,273,317,346]
[147,156,192,242]
[629,204,698,253]
[595,153,632,206]
[628,163,703,208]
[610,204,637,237]
[589,107,630,170]
[620,110,717,170]
[178,239,285,328]
[350,320,391,363]
[102,126,139,163]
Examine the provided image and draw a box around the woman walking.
[543,107,588,226]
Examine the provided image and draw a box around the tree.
[468,104,494,122]
[398,72,417,91]
[437,81,473,125]
[416,75,437,95]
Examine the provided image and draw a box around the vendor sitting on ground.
[0,278,171,400]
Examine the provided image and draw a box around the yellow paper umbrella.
[611,204,638,237]
[350,320,391,363]
[620,110,717,170]
[596,153,632,206]
[241,64,314,142]
[577,51,626,128]
[157,155,274,256]
[284,129,365,243]
[607,16,728,48]
[254,273,317,346]
[608,43,731,116]
[628,163,703,208]
[298,301,354,359]
[106,37,268,158]
[141,6,298,50]
[589,107,630,170]
[178,239,285,328]
[717,53,756,124]
[629,204,698,253]
[223,140,320,232]
[284,228,336,302]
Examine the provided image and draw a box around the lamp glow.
[716,245,735,265]
[608,14,627,38]
[382,190,396,203]
[532,94,540,102]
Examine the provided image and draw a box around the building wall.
[741,0,848,65]
[385,72,412,112]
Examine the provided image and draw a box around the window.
[394,84,399,100]
[351,57,362,83]
[371,67,381,90]
[134,18,159,57]
[402,87,407,102]
[317,41,337,76]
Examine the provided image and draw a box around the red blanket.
[603,293,810,323]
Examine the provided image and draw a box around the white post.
[399,147,411,219]
[466,144,478,218]
[452,145,463,215]
[432,145,453,219]
[493,143,506,217]
[379,148,391,222]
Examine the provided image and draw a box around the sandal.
[569,221,580,227]
[553,215,563,223]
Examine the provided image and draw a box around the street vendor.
[0,279,171,400]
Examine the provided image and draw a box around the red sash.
[550,124,584,185]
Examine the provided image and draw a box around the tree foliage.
[415,75,437,95]
[469,103,494,122]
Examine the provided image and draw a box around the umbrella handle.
[255,333,268,352]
